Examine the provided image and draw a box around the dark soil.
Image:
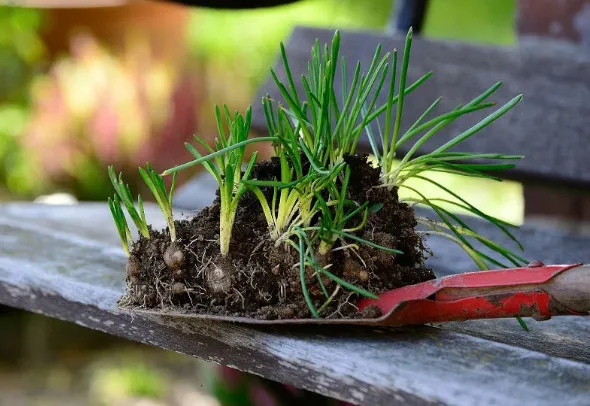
[118,154,435,320]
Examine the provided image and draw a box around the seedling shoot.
[111,28,527,320]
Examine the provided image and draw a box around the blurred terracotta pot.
[39,0,190,59]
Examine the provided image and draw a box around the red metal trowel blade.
[357,263,583,326]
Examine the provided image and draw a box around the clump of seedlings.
[113,29,527,320]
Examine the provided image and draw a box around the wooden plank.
[412,205,590,363]
[514,0,590,228]
[1,202,589,405]
[523,184,590,235]
[250,26,590,188]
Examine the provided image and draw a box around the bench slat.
[251,26,590,188]
[175,174,590,363]
[1,202,589,405]
[411,206,590,364]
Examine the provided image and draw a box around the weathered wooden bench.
[2,1,590,405]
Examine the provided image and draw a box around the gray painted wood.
[416,205,590,363]
[1,202,590,405]
[251,26,590,188]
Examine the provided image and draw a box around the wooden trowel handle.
[546,264,590,314]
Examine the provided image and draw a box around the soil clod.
[119,155,435,320]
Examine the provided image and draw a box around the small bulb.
[164,242,185,270]
[126,255,141,281]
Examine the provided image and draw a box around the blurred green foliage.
[90,362,166,403]
[188,0,394,90]
[0,7,45,199]
[0,0,521,222]
[424,0,516,45]
[0,7,44,100]
[187,0,516,92]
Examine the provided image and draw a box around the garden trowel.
[358,262,590,326]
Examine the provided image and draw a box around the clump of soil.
[118,154,435,320]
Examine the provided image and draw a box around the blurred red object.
[24,31,204,199]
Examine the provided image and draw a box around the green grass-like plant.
[271,28,527,273]
[108,195,132,256]
[108,163,178,253]
[110,28,527,318]
[241,99,316,241]
[167,106,259,256]
[357,29,526,271]
[139,163,177,242]
[270,30,432,173]
[241,98,346,244]
[108,165,149,240]
[312,166,397,256]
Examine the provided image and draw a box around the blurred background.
[0,0,521,405]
